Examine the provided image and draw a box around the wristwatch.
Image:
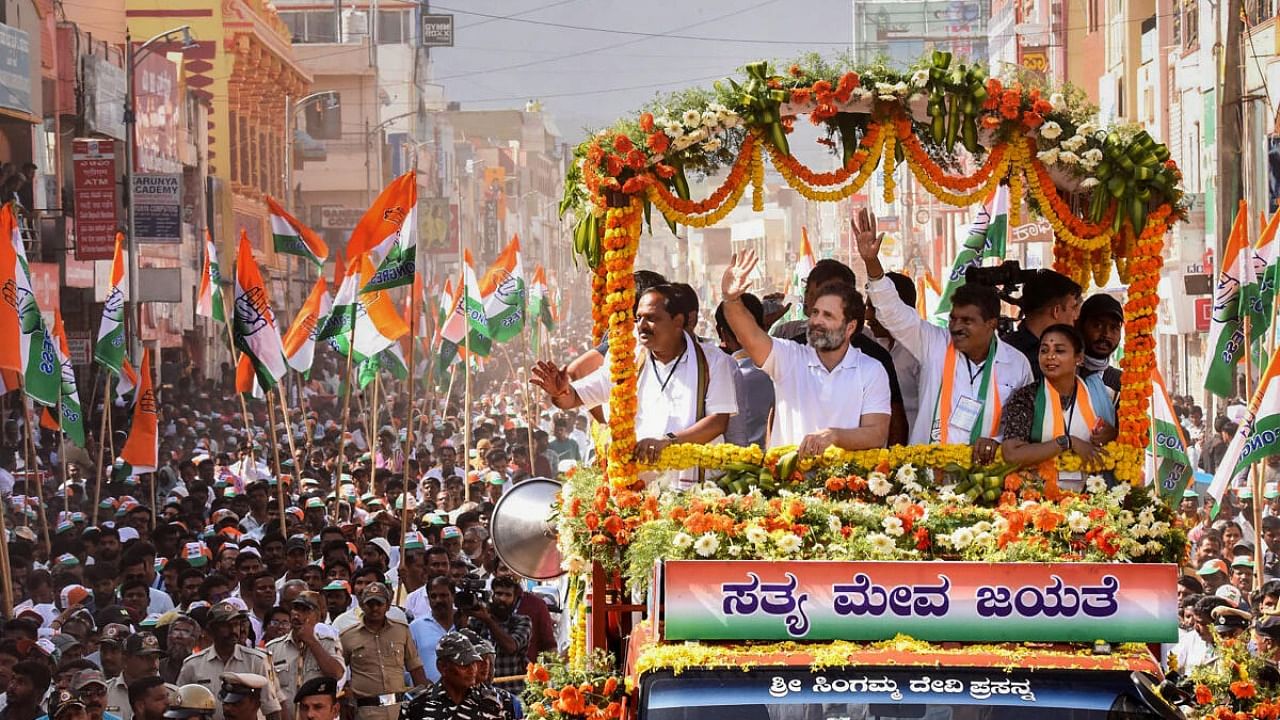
[665,432,678,441]
[1056,434,1070,450]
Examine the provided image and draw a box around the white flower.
[882,516,905,537]
[1082,148,1103,163]
[1138,508,1157,525]
[867,533,896,554]
[1036,148,1060,165]
[1085,475,1108,494]
[1109,483,1131,501]
[827,515,843,534]
[1040,121,1063,140]
[1151,521,1171,535]
[973,521,993,534]
[1079,177,1100,190]
[993,516,1010,535]
[694,533,720,558]
[776,532,803,554]
[701,138,722,153]
[687,127,709,143]
[1146,540,1166,554]
[744,524,768,545]
[911,69,930,87]
[727,544,741,556]
[672,532,694,549]
[562,554,586,573]
[893,81,909,94]
[973,531,994,546]
[1057,150,1079,165]
[891,494,913,514]
[1049,92,1066,110]
[682,109,702,127]
[663,122,682,137]
[701,110,719,128]
[895,464,920,489]
[1067,511,1090,533]
[1119,510,1135,526]
[1060,134,1086,152]
[950,527,975,549]
[672,135,697,152]
[1077,121,1097,136]
[868,472,893,497]
[852,87,872,101]
[875,82,896,95]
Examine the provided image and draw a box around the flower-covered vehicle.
[514,52,1194,720]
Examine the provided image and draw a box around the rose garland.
[601,197,643,490]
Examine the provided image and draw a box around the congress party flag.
[196,230,225,323]
[1209,344,1280,507]
[283,276,330,376]
[0,206,25,374]
[1206,200,1251,398]
[3,205,60,406]
[1146,368,1192,502]
[119,348,158,473]
[115,357,138,405]
[45,310,85,447]
[266,195,329,267]
[94,233,128,375]
[346,172,417,292]
[232,230,288,391]
[528,264,555,331]
[936,184,1009,318]
[316,254,357,343]
[463,249,492,357]
[479,235,526,343]
[351,253,410,360]
[1245,208,1280,363]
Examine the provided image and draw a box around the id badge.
[950,395,984,435]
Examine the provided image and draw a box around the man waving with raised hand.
[720,248,891,455]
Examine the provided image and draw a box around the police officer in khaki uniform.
[338,582,426,720]
[106,632,164,720]
[176,602,283,720]
[264,592,344,720]
[217,673,268,720]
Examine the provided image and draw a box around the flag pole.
[370,371,381,489]
[1243,308,1265,593]
[26,397,50,553]
[0,497,13,616]
[91,380,110,525]
[267,390,288,537]
[276,384,301,488]
[333,338,356,519]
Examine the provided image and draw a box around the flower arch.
[561,52,1185,494]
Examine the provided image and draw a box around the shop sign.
[83,56,126,140]
[133,53,180,173]
[319,206,364,229]
[72,139,119,261]
[132,173,181,243]
[0,24,31,116]
[421,14,454,47]
[419,197,457,254]
[660,560,1177,644]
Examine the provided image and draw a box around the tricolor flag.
[1207,200,1251,398]
[266,195,329,267]
[115,358,138,405]
[936,184,1009,318]
[346,172,417,292]
[479,235,526,343]
[42,310,85,447]
[1146,368,1192,501]
[1210,344,1280,507]
[1245,208,1280,361]
[316,255,358,345]
[283,276,330,376]
[0,206,25,374]
[790,226,816,296]
[231,230,288,391]
[94,233,129,375]
[528,264,555,331]
[434,277,460,373]
[463,249,492,357]
[196,230,225,322]
[2,205,59,406]
[119,348,158,473]
[350,253,410,360]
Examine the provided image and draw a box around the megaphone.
[490,477,565,579]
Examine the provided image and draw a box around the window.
[278,10,337,43]
[1087,0,1101,33]
[304,93,342,140]
[1183,0,1199,51]
[377,10,408,44]
[280,11,304,41]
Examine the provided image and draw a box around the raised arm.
[720,249,774,368]
[855,208,943,362]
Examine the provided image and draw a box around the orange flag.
[0,206,24,373]
[120,348,158,473]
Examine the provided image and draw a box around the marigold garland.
[767,126,879,186]
[750,136,766,211]
[895,119,1008,193]
[1114,204,1172,455]
[600,197,643,490]
[882,134,897,204]
[647,133,756,216]
[590,268,607,344]
[768,124,886,202]
[903,147,1008,207]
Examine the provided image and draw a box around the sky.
[426,0,857,147]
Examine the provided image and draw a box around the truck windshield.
[641,668,1163,720]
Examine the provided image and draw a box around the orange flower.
[613,134,634,154]
[1003,472,1023,492]
[825,476,847,492]
[606,155,623,177]
[639,112,655,132]
[584,512,600,531]
[1230,681,1257,700]
[626,149,647,170]
[528,664,550,684]
[647,132,670,154]
[788,64,803,77]
[602,677,619,695]
[654,163,676,179]
[791,88,812,104]
[1022,111,1044,128]
[1033,508,1062,532]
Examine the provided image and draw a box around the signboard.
[419,197,457,254]
[82,56,126,140]
[1019,47,1049,73]
[421,14,454,47]
[1195,297,1212,332]
[0,24,32,116]
[64,257,95,288]
[1010,217,1053,244]
[661,560,1178,644]
[29,263,59,315]
[319,206,364,230]
[132,174,182,243]
[878,215,900,232]
[133,53,180,173]
[72,139,119,261]
[67,333,91,367]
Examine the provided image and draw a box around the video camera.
[964,260,1039,336]
[455,575,491,612]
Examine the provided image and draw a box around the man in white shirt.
[865,272,922,430]
[531,284,738,487]
[856,209,1031,462]
[721,250,891,454]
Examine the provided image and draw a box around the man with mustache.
[720,249,891,454]
[531,283,737,488]
[856,208,1032,463]
[1075,293,1124,393]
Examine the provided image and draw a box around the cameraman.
[459,576,530,693]
[408,577,458,683]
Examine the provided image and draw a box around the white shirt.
[872,332,921,427]
[572,333,738,441]
[867,276,1032,446]
[761,338,890,447]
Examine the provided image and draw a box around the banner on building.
[0,25,31,117]
[419,198,457,254]
[133,53,180,173]
[132,174,182,243]
[72,139,119,261]
[82,56,126,140]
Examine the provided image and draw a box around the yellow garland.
[903,150,1009,207]
[636,440,1140,477]
[601,197,643,489]
[648,173,749,228]
[882,134,897,204]
[1009,163,1025,228]
[750,138,766,211]
[1021,148,1113,252]
[767,125,885,202]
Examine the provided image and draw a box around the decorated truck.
[492,53,1215,720]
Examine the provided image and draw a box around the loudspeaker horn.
[490,476,565,580]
